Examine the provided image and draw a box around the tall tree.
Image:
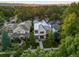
[61,3,79,38]
[2,31,11,50]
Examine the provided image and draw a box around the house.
[49,19,61,33]
[18,20,32,32]
[3,15,18,40]
[13,25,29,39]
[4,15,17,31]
[34,17,62,42]
[3,16,32,40]
[34,20,51,42]
[13,20,32,40]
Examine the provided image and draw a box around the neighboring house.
[3,16,32,40]
[34,20,51,42]
[4,22,17,32]
[4,16,17,39]
[13,20,32,40]
[13,25,29,39]
[18,20,32,32]
[4,15,17,31]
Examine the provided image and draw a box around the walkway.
[39,41,43,49]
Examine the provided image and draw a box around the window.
[40,35,44,39]
[40,31,44,34]
[35,30,38,33]
[46,34,48,37]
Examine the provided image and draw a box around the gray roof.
[10,30,29,38]
[20,25,28,31]
[18,20,32,31]
[49,19,62,25]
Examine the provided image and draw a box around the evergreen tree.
[2,31,11,50]
[43,32,53,48]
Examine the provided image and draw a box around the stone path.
[39,41,43,49]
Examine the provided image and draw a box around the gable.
[13,26,26,34]
[39,24,46,32]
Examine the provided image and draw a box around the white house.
[34,20,51,42]
[33,18,61,42]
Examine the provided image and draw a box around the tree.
[43,32,54,48]
[61,3,79,38]
[61,12,77,38]
[15,7,33,21]
[2,31,11,50]
[2,7,15,18]
[58,34,79,56]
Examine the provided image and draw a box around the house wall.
[34,23,47,42]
